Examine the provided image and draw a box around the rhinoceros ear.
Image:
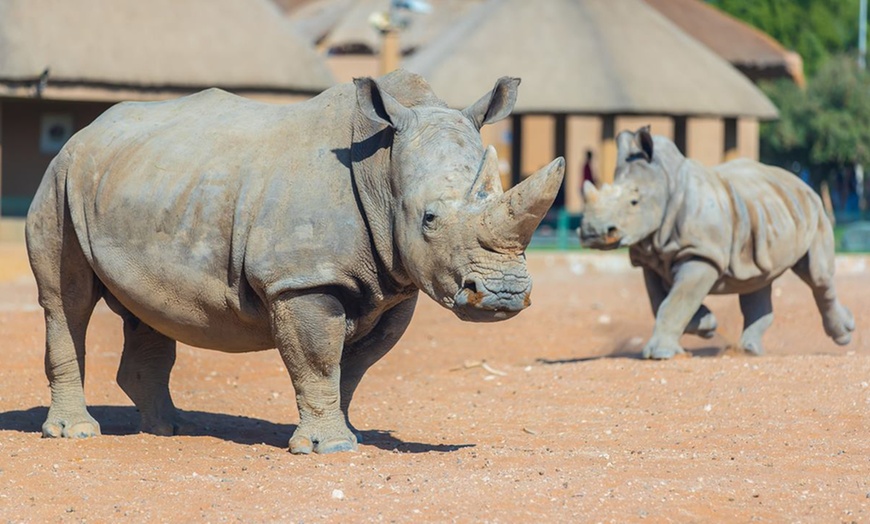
[461,77,520,130]
[636,126,654,162]
[354,77,415,132]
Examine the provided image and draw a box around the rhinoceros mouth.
[580,234,623,250]
[450,276,531,322]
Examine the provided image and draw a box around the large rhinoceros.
[579,126,853,359]
[26,70,564,453]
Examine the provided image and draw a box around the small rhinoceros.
[26,70,565,453]
[579,126,854,359]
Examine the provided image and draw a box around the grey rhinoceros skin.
[580,126,854,360]
[25,69,565,453]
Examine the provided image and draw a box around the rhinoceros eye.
[630,199,639,206]
[423,212,437,227]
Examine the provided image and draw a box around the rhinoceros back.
[713,159,823,282]
[59,87,367,351]
[632,158,826,291]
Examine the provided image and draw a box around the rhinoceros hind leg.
[339,297,418,444]
[39,300,102,438]
[684,304,718,339]
[739,285,773,355]
[792,242,855,346]
[28,190,102,439]
[116,316,186,436]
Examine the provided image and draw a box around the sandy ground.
[0,243,868,522]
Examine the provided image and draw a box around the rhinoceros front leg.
[739,285,773,355]
[271,292,356,454]
[643,267,717,339]
[643,260,719,359]
[340,296,417,443]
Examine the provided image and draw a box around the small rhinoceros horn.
[581,180,599,204]
[478,156,565,254]
[467,145,504,201]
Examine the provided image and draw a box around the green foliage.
[759,56,870,172]
[707,0,861,75]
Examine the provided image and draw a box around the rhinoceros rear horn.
[461,77,520,130]
[478,156,565,254]
[467,145,504,200]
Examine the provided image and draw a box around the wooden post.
[673,116,687,155]
[379,29,401,75]
[553,113,567,208]
[510,114,523,189]
[0,102,4,218]
[723,117,738,161]
[599,115,616,185]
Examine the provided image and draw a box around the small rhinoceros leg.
[643,260,719,360]
[739,285,773,356]
[684,305,718,339]
[792,243,855,346]
[340,296,417,444]
[116,316,187,436]
[272,293,357,455]
[643,268,716,339]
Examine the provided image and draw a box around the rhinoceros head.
[354,76,565,322]
[579,126,671,250]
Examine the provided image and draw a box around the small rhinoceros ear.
[354,77,415,132]
[636,125,654,162]
[461,77,520,130]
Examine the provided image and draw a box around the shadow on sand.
[536,336,741,365]
[0,405,473,454]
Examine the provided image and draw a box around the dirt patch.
[0,245,867,522]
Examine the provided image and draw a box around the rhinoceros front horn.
[478,156,566,254]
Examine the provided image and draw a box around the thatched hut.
[0,0,333,216]
[404,0,778,212]
[642,0,805,86]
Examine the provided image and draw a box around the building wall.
[737,117,759,160]
[566,116,600,213]
[686,117,725,166]
[326,55,379,83]
[1,99,113,216]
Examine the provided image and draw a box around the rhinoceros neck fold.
[348,70,448,294]
[350,122,412,291]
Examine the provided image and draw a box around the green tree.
[760,56,870,192]
[707,0,861,76]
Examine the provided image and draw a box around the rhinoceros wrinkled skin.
[25,69,565,453]
[580,126,854,360]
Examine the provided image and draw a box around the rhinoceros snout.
[579,222,622,250]
[451,276,531,322]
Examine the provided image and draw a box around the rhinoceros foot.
[289,422,358,454]
[140,413,195,437]
[42,409,101,439]
[641,340,685,360]
[684,308,717,339]
[824,304,855,346]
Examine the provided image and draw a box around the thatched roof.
[643,0,804,86]
[404,0,778,118]
[288,0,485,54]
[0,0,334,101]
